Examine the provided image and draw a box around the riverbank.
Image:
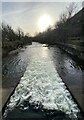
[2,41,32,57]
[2,24,33,58]
[2,45,32,115]
[56,43,84,61]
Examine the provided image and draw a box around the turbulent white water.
[4,44,80,119]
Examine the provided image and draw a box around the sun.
[38,14,53,32]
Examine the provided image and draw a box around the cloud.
[1,2,82,36]
[1,0,84,2]
[2,8,29,17]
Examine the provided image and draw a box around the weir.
[3,43,80,119]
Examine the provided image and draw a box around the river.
[2,42,84,120]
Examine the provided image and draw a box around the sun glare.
[38,14,53,32]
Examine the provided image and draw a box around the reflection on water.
[49,46,84,119]
[49,46,83,87]
[3,43,84,119]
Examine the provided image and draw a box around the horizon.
[2,2,82,36]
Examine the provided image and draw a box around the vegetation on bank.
[2,24,32,57]
[2,3,84,57]
[34,3,84,47]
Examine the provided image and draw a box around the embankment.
[56,43,84,61]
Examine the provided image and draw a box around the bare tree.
[17,28,21,40]
[66,2,78,19]
[26,32,30,37]
[55,2,78,28]
[17,28,24,40]
[59,12,68,23]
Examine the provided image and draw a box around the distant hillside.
[65,7,84,38]
[34,7,84,46]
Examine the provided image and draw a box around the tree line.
[2,2,84,57]
[2,24,32,57]
[34,3,83,46]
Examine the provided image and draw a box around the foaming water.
[3,43,80,119]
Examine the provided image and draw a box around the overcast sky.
[2,2,82,36]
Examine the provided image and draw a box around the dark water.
[2,43,84,120]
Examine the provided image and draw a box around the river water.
[2,42,84,120]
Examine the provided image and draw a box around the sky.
[2,2,82,36]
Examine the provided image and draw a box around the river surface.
[2,42,84,120]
